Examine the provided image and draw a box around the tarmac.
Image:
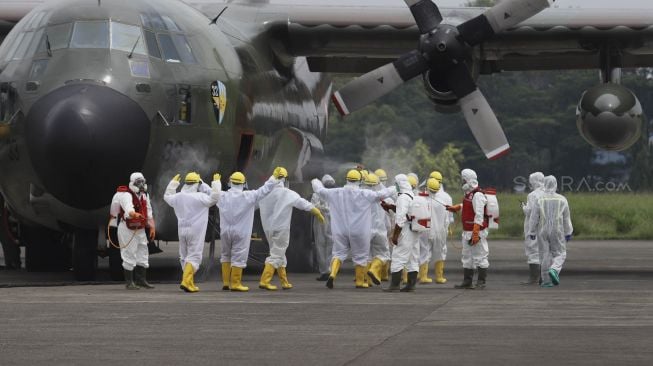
[1,240,652,365]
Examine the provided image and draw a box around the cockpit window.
[157,33,180,63]
[161,16,181,32]
[110,22,146,55]
[3,32,25,62]
[140,13,166,31]
[12,31,35,60]
[144,30,161,59]
[70,21,109,49]
[171,35,196,64]
[26,12,45,30]
[40,23,73,52]
[157,33,196,64]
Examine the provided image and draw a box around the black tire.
[0,196,22,269]
[72,229,98,281]
[23,225,70,272]
[286,210,314,272]
[107,227,123,281]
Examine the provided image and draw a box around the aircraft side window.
[144,30,161,59]
[0,83,16,123]
[27,12,45,30]
[29,59,49,80]
[110,22,146,55]
[140,13,166,31]
[12,31,35,60]
[26,29,44,58]
[38,23,73,53]
[161,16,181,32]
[70,21,109,49]
[171,34,196,64]
[157,33,181,63]
[3,32,25,62]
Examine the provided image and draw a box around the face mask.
[132,178,146,193]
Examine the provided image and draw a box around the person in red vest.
[110,172,156,290]
[446,169,489,289]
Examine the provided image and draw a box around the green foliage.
[465,0,496,7]
[482,193,653,240]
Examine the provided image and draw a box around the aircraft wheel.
[286,210,314,273]
[0,196,21,269]
[72,229,98,281]
[23,225,70,272]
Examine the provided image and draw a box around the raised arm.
[163,174,181,206]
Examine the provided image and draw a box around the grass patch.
[446,193,653,240]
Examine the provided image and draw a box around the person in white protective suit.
[423,177,453,284]
[312,174,336,281]
[374,168,394,281]
[110,172,156,290]
[447,169,490,289]
[312,169,395,289]
[521,172,545,285]
[383,174,420,292]
[430,171,453,284]
[528,175,573,288]
[362,173,392,288]
[217,170,281,292]
[164,172,221,293]
[258,167,325,291]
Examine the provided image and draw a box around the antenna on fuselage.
[127,35,141,59]
[209,7,228,25]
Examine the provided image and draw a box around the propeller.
[331,0,553,160]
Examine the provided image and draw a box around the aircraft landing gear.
[0,205,21,270]
[72,229,98,281]
[22,225,70,272]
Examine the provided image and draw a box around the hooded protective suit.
[217,176,279,268]
[312,175,335,276]
[390,174,420,273]
[428,187,452,262]
[460,169,489,270]
[164,178,221,272]
[259,182,315,268]
[522,172,545,264]
[112,172,154,271]
[529,176,572,285]
[366,181,391,263]
[311,178,395,266]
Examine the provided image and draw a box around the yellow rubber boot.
[258,263,278,291]
[402,269,408,285]
[355,265,368,288]
[435,260,447,284]
[180,263,198,293]
[380,261,390,281]
[419,263,433,284]
[277,267,293,290]
[221,262,231,291]
[326,258,341,289]
[367,257,384,285]
[230,266,249,292]
[188,264,200,292]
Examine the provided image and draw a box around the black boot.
[134,266,155,289]
[316,273,329,281]
[454,268,475,289]
[521,264,540,285]
[400,271,418,292]
[476,267,487,289]
[124,269,139,290]
[384,271,402,292]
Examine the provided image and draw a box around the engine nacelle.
[576,84,643,151]
[422,69,460,114]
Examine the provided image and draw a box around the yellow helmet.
[374,169,387,182]
[364,173,379,186]
[185,172,201,184]
[429,171,443,182]
[273,166,288,179]
[427,178,441,193]
[407,175,418,188]
[229,172,246,184]
[346,169,362,182]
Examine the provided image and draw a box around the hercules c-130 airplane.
[0,0,651,280]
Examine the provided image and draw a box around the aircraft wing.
[188,1,653,74]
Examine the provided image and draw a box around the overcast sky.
[437,0,648,8]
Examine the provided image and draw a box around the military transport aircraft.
[0,0,651,280]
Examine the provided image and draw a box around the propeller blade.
[332,50,428,116]
[404,0,443,34]
[442,63,510,159]
[457,0,552,46]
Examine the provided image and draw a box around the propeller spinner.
[332,0,553,160]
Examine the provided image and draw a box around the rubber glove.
[311,207,325,224]
[172,174,181,182]
[149,226,156,240]
[565,234,572,242]
[446,204,462,213]
[213,173,221,182]
[470,224,481,245]
[529,235,536,240]
[273,167,286,179]
[391,225,402,245]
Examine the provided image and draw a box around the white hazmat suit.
[312,175,335,277]
[217,176,279,268]
[390,175,420,274]
[522,172,545,264]
[164,179,221,272]
[529,176,572,286]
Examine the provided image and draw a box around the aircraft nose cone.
[25,83,151,210]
